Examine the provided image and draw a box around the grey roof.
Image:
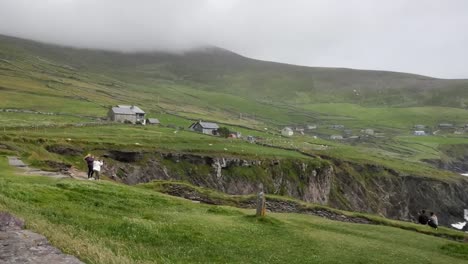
[147,118,160,124]
[111,107,135,115]
[199,121,219,129]
[116,105,145,114]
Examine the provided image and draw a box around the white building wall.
[114,114,136,124]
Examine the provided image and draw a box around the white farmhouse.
[281,127,294,137]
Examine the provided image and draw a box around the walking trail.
[7,156,88,180]
[1,156,86,263]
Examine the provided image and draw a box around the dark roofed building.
[146,118,160,125]
[189,121,219,135]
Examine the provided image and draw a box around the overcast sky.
[0,0,467,78]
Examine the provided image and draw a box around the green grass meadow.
[0,157,467,264]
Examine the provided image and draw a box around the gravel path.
[0,212,84,264]
[7,156,87,180]
[3,157,88,263]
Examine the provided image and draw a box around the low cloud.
[0,0,467,78]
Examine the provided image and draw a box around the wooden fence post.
[256,183,266,217]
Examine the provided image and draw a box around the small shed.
[146,118,160,125]
[246,135,256,143]
[281,127,294,137]
[189,121,219,135]
[228,132,242,139]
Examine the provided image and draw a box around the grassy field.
[2,116,467,180]
[0,156,467,264]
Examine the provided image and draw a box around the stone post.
[256,183,266,217]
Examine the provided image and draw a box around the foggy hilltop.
[1,0,468,78]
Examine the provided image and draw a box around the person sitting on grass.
[428,212,438,229]
[418,210,429,225]
[92,158,104,181]
[84,154,94,179]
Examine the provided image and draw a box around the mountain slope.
[2,34,468,109]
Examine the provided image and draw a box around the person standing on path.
[92,158,103,180]
[84,154,95,179]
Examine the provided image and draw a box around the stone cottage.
[108,105,146,125]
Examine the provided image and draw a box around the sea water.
[451,209,468,232]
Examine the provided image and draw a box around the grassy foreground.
[0,157,467,264]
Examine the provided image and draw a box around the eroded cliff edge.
[98,150,468,226]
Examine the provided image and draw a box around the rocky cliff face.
[329,159,468,226]
[104,151,333,205]
[101,150,468,226]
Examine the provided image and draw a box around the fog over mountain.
[0,0,467,78]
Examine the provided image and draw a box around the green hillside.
[2,34,468,177]
[2,34,468,126]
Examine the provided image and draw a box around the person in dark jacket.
[84,154,95,179]
[418,210,429,225]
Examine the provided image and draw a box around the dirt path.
[3,158,88,263]
[0,212,84,264]
[7,156,87,180]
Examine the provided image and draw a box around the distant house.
[330,124,345,130]
[363,129,374,135]
[146,118,160,125]
[295,127,305,135]
[189,120,219,135]
[330,135,343,140]
[414,124,426,130]
[413,130,426,136]
[343,129,353,137]
[281,127,294,137]
[108,105,146,125]
[246,135,256,143]
[439,123,454,129]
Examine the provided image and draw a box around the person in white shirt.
[92,158,104,180]
[428,212,438,229]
